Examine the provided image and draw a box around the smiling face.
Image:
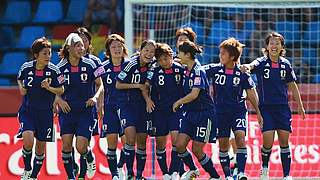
[109,40,124,59]
[35,47,51,66]
[69,41,85,59]
[158,54,173,69]
[266,36,283,58]
[140,43,155,64]
[219,47,234,66]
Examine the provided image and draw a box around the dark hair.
[219,37,245,62]
[130,39,157,58]
[178,41,202,60]
[262,31,286,57]
[77,27,93,54]
[58,44,69,59]
[105,34,128,59]
[31,37,51,59]
[175,27,196,43]
[155,43,173,60]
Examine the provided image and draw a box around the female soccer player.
[17,37,64,179]
[115,40,156,180]
[100,34,128,180]
[144,43,185,179]
[55,27,102,179]
[203,38,263,180]
[242,32,305,180]
[57,33,104,180]
[172,41,220,180]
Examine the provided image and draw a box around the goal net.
[125,0,320,179]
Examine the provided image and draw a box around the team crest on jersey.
[118,71,127,80]
[80,73,88,82]
[81,67,87,71]
[233,77,240,86]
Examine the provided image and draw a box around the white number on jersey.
[214,74,226,85]
[131,74,141,84]
[236,118,247,128]
[106,74,113,84]
[264,69,270,79]
[158,75,165,85]
[26,77,33,87]
[196,127,207,138]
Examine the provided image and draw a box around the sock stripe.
[280,146,290,153]
[178,150,190,158]
[219,151,229,157]
[107,149,117,156]
[156,148,166,154]
[124,144,135,151]
[237,148,247,154]
[262,146,272,153]
[35,153,45,160]
[62,151,72,158]
[136,148,146,155]
[199,154,210,165]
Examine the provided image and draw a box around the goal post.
[125,0,320,179]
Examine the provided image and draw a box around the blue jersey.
[84,53,102,66]
[203,63,255,113]
[182,62,214,111]
[147,62,185,111]
[250,56,296,106]
[116,56,150,103]
[57,57,103,110]
[101,58,127,105]
[17,61,64,110]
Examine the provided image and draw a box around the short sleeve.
[242,73,255,89]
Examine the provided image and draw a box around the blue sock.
[156,148,168,175]
[107,148,119,177]
[280,146,291,177]
[22,147,32,171]
[236,148,247,173]
[261,146,272,168]
[117,148,126,168]
[78,155,87,178]
[219,150,231,177]
[30,153,45,178]
[178,150,196,170]
[124,144,135,176]
[82,149,94,163]
[136,148,147,178]
[169,146,180,174]
[199,154,220,178]
[62,151,75,179]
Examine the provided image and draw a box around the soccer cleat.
[118,167,125,180]
[226,176,234,180]
[260,167,269,180]
[180,169,200,180]
[112,176,120,180]
[237,172,248,180]
[86,158,96,178]
[283,176,293,180]
[21,170,32,180]
[163,174,171,180]
[232,167,238,178]
[171,172,179,180]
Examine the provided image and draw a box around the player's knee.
[23,143,33,151]
[76,143,88,154]
[175,141,186,153]
[235,136,246,148]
